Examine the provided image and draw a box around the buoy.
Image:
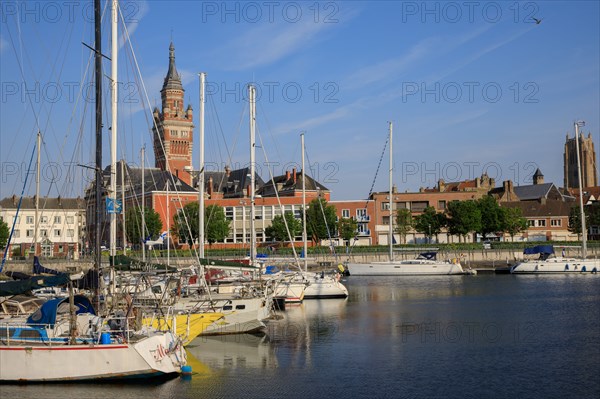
[181,365,193,376]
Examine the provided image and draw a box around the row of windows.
[13,229,76,238]
[224,206,303,221]
[381,201,444,212]
[169,129,189,138]
[341,209,369,220]
[11,215,76,225]
[528,219,562,227]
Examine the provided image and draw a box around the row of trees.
[395,196,529,243]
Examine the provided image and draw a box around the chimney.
[292,168,297,184]
[286,170,291,181]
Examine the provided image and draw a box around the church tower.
[564,132,598,189]
[153,42,194,186]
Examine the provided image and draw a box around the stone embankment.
[3,247,597,274]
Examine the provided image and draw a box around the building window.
[528,220,535,227]
[26,216,34,224]
[14,230,20,238]
[13,216,20,224]
[396,202,408,209]
[54,229,61,237]
[41,229,48,237]
[54,216,61,224]
[438,200,446,210]
[26,229,34,237]
[41,241,52,257]
[293,208,302,219]
[381,202,390,211]
[342,209,350,219]
[411,201,429,213]
[537,220,546,227]
[225,207,234,220]
[67,229,75,237]
[181,130,188,137]
[40,216,48,223]
[550,219,562,227]
[382,216,390,225]
[58,245,64,253]
[66,216,74,224]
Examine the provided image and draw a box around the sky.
[1,1,599,201]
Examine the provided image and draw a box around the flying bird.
[532,17,543,25]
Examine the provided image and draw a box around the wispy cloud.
[119,0,149,49]
[215,7,359,70]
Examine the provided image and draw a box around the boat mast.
[249,84,256,265]
[93,0,103,312]
[388,121,393,262]
[301,132,308,273]
[34,131,41,256]
[575,120,587,259]
[167,179,170,267]
[109,0,118,258]
[141,146,146,262]
[121,159,126,255]
[198,72,206,259]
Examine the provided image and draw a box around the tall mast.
[388,121,393,262]
[93,0,103,311]
[198,72,206,259]
[301,132,308,273]
[575,120,587,258]
[34,131,41,256]
[121,159,126,255]
[109,0,118,258]
[249,84,256,265]
[141,146,146,262]
[167,180,170,267]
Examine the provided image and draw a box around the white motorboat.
[510,245,599,274]
[347,252,466,276]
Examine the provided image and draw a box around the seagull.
[532,17,542,25]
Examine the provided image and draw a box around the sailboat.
[0,0,187,382]
[511,121,599,274]
[298,133,348,299]
[346,122,466,276]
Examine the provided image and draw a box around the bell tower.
[153,42,194,185]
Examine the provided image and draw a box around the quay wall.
[2,247,598,274]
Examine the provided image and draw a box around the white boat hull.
[303,277,348,299]
[347,260,466,276]
[510,258,600,274]
[0,333,185,382]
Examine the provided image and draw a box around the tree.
[204,205,230,246]
[0,217,10,249]
[265,212,302,243]
[446,200,481,242]
[414,206,446,243]
[173,202,199,246]
[125,206,163,246]
[305,198,338,245]
[502,207,528,241]
[477,196,504,239]
[338,217,358,245]
[395,208,413,244]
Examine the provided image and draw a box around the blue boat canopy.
[417,252,438,260]
[523,245,555,255]
[26,295,96,327]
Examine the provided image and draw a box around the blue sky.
[1,1,599,201]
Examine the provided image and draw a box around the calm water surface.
[2,274,598,399]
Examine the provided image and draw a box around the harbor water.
[2,274,598,398]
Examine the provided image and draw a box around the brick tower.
[564,132,598,189]
[153,42,194,186]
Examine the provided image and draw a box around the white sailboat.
[0,0,187,381]
[298,132,348,299]
[511,121,599,274]
[346,122,466,276]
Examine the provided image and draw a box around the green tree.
[338,217,358,245]
[305,198,338,245]
[173,202,200,245]
[447,200,481,242]
[569,205,584,238]
[265,212,302,243]
[125,206,163,246]
[204,205,230,246]
[502,207,529,241]
[414,206,446,243]
[477,196,504,239]
[0,216,10,249]
[395,208,413,244]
